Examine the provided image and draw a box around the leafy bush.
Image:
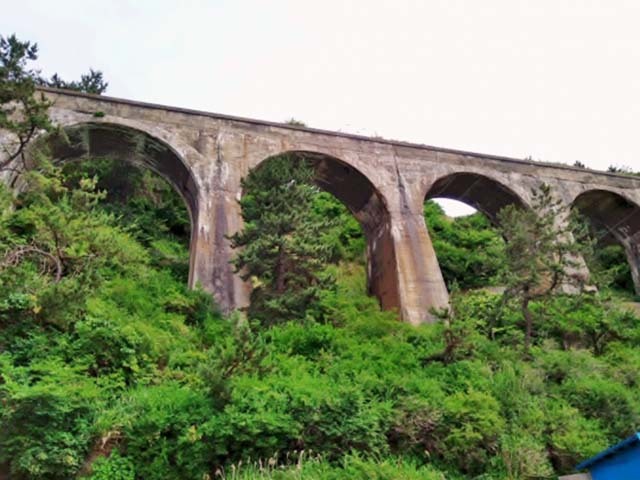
[438,389,505,474]
[84,452,135,480]
[109,383,214,480]
[0,359,99,479]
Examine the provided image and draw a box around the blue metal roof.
[576,432,640,471]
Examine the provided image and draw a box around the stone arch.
[425,171,527,225]
[25,122,201,287]
[572,189,640,294]
[422,171,529,291]
[247,150,400,312]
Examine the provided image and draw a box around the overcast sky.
[3,1,640,215]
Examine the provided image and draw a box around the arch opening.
[45,123,198,220]
[424,172,526,290]
[26,122,198,286]
[433,198,477,217]
[572,189,640,296]
[246,151,399,313]
[426,172,526,225]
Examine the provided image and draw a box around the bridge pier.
[623,235,640,295]
[553,208,593,294]
[189,190,250,314]
[387,209,450,324]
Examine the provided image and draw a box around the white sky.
[3,0,640,216]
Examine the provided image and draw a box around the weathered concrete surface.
[2,87,639,324]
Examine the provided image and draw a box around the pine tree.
[0,34,53,171]
[0,33,108,173]
[44,69,108,95]
[229,155,337,324]
[497,183,590,352]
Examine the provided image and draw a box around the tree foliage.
[0,33,107,173]
[43,69,108,95]
[424,200,505,290]
[229,155,338,324]
[0,34,52,170]
[497,184,591,352]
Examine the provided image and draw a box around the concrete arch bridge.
[3,88,639,324]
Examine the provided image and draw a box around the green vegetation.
[424,201,505,290]
[497,185,592,353]
[1,154,638,479]
[590,244,635,296]
[1,33,639,479]
[229,156,339,324]
[0,34,107,172]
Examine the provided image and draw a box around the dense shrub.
[0,360,99,479]
[84,452,135,480]
[112,384,213,480]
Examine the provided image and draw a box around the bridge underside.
[25,123,205,293]
[46,123,199,217]
[573,190,640,294]
[425,172,526,224]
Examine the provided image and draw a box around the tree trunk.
[275,244,286,294]
[522,296,533,354]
